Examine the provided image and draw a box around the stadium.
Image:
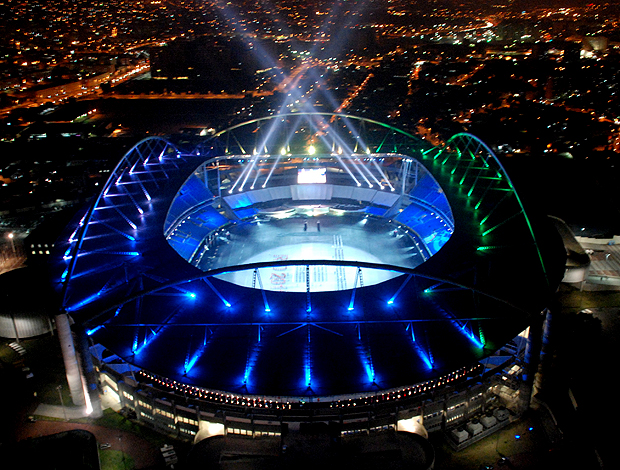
[50,113,565,445]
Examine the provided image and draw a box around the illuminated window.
[138,400,152,410]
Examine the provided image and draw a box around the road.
[0,64,151,116]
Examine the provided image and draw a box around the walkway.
[583,242,620,279]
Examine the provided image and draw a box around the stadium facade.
[49,113,565,445]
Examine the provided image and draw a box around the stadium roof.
[50,113,565,398]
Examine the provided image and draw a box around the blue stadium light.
[420,350,434,370]
[407,323,417,342]
[242,339,262,389]
[187,292,197,299]
[66,289,104,311]
[387,299,394,305]
[461,325,484,349]
[357,332,376,384]
[134,341,149,356]
[364,363,375,384]
[184,344,206,375]
[304,327,312,388]
[133,322,168,356]
[86,325,103,336]
[202,278,232,308]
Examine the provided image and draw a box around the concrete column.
[522,326,533,383]
[519,311,545,412]
[55,312,86,406]
[76,326,103,418]
[534,308,553,395]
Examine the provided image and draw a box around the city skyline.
[3,0,620,233]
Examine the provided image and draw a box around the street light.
[7,232,16,255]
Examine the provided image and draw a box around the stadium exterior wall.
[99,356,519,444]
